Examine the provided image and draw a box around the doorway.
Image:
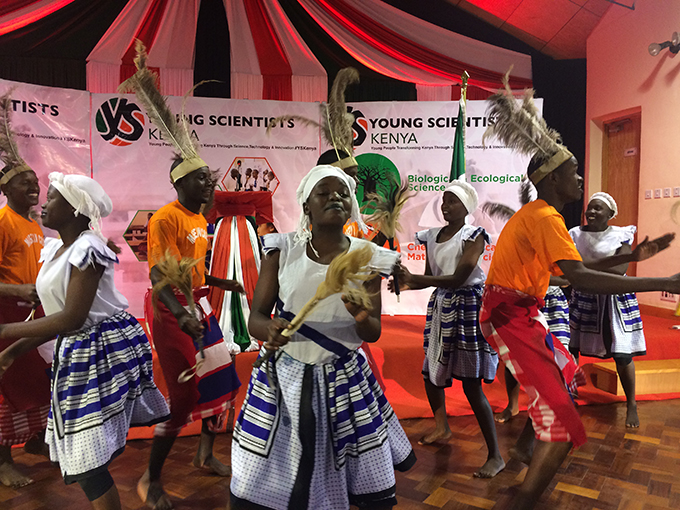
[601,113,641,274]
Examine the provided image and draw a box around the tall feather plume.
[483,69,562,164]
[481,175,535,221]
[0,89,27,170]
[363,178,414,240]
[324,67,359,153]
[481,202,516,221]
[118,40,198,161]
[519,176,534,206]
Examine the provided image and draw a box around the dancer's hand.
[106,238,122,255]
[13,284,39,304]
[264,318,291,351]
[216,279,245,293]
[387,265,412,293]
[177,312,204,340]
[341,295,371,323]
[633,233,675,261]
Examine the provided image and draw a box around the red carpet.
[127,314,680,439]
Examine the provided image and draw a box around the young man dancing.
[481,82,679,509]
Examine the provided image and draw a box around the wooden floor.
[5,399,680,509]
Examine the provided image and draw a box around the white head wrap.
[588,191,617,218]
[444,179,479,214]
[48,172,113,240]
[295,165,366,244]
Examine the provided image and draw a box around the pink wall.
[587,0,680,310]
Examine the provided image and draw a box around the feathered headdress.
[118,40,207,183]
[0,89,32,187]
[483,70,572,185]
[267,68,360,170]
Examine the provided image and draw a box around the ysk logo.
[348,106,368,147]
[96,98,145,146]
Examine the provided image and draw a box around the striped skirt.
[570,290,646,358]
[46,312,170,483]
[231,348,416,510]
[423,285,498,386]
[543,286,571,349]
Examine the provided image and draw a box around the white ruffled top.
[262,232,399,365]
[36,232,128,329]
[569,225,636,260]
[415,224,488,286]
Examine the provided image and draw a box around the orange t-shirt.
[0,205,44,285]
[486,199,581,298]
[147,200,209,288]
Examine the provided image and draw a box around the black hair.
[317,148,349,166]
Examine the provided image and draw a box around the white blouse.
[569,225,636,260]
[263,233,398,365]
[36,232,129,330]
[415,224,488,286]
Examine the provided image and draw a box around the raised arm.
[581,233,675,272]
[557,259,680,295]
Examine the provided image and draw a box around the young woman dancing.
[570,192,647,427]
[393,180,504,478]
[0,173,169,510]
[230,165,416,510]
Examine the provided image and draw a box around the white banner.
[91,93,320,315]
[0,78,539,317]
[346,100,539,314]
[0,78,91,218]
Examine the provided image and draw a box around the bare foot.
[418,428,452,446]
[473,456,506,478]
[24,436,49,458]
[494,406,519,423]
[0,462,34,489]
[508,446,533,465]
[192,454,232,477]
[626,404,639,428]
[137,471,173,510]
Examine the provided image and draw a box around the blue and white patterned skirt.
[46,311,170,483]
[423,285,498,386]
[231,348,415,510]
[570,290,646,358]
[542,286,571,349]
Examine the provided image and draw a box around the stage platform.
[128,313,680,439]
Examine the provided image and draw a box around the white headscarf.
[48,172,113,239]
[589,191,617,218]
[295,165,366,244]
[444,179,479,214]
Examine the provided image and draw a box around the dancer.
[0,100,53,488]
[569,192,645,427]
[0,172,169,509]
[392,180,504,478]
[231,165,416,509]
[140,157,243,510]
[480,79,680,509]
[119,40,243,510]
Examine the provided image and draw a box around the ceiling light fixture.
[649,32,680,56]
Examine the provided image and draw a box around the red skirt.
[144,289,240,436]
[480,285,587,447]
